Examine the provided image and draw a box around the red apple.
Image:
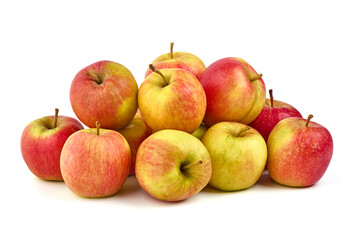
[136,129,212,201]
[267,115,333,187]
[200,57,266,126]
[20,108,83,181]
[139,65,206,133]
[70,60,138,130]
[118,110,152,176]
[60,121,131,197]
[249,89,302,141]
[145,42,206,79]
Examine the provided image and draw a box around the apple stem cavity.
[149,64,168,85]
[236,126,251,137]
[269,89,274,107]
[181,160,203,171]
[53,108,59,129]
[170,42,174,59]
[84,71,102,85]
[305,114,313,127]
[249,73,263,82]
[96,121,100,136]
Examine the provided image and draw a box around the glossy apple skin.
[145,52,206,79]
[136,130,212,202]
[21,115,83,181]
[139,68,206,133]
[118,111,152,176]
[200,57,266,126]
[70,60,138,130]
[202,122,267,191]
[267,117,333,187]
[249,99,302,141]
[191,123,208,140]
[60,128,131,197]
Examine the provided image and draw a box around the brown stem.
[149,64,167,83]
[305,114,313,127]
[170,42,174,59]
[269,89,274,107]
[84,71,102,84]
[53,108,59,128]
[249,73,263,82]
[96,121,100,136]
[181,160,203,170]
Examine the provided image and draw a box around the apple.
[135,129,212,202]
[145,42,206,79]
[60,121,131,197]
[20,108,83,181]
[267,115,333,187]
[138,65,206,133]
[201,122,267,191]
[249,89,302,141]
[191,123,208,140]
[70,60,138,130]
[118,110,152,176]
[200,57,266,126]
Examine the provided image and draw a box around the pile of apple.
[20,43,333,201]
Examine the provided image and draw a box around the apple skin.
[200,57,266,126]
[201,122,267,191]
[118,111,152,176]
[191,123,208,140]
[60,128,131,197]
[267,117,333,187]
[21,115,83,181]
[145,52,206,80]
[249,99,302,141]
[139,68,206,133]
[135,129,212,202]
[70,60,138,130]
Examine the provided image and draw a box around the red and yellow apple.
[145,42,206,79]
[139,65,206,133]
[200,57,266,126]
[118,110,152,176]
[20,108,83,181]
[70,60,138,130]
[267,115,333,187]
[136,129,212,202]
[249,89,302,141]
[60,121,131,197]
[201,122,267,191]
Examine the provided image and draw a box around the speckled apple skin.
[21,115,83,181]
[145,52,206,79]
[70,60,138,130]
[200,57,266,126]
[249,99,302,141]
[267,117,333,187]
[60,128,131,198]
[139,68,206,133]
[135,130,212,202]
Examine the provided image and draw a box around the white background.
[1,0,359,239]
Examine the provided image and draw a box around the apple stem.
[149,64,167,84]
[53,108,59,128]
[170,42,174,59]
[84,71,102,85]
[181,160,203,171]
[269,89,274,107]
[96,121,100,136]
[305,114,313,127]
[249,73,263,82]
